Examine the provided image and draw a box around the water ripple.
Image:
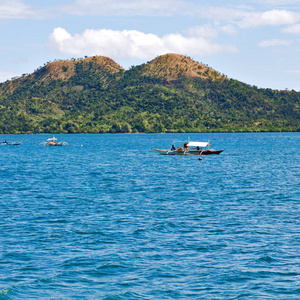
[0,133,299,299]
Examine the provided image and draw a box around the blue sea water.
[0,132,299,299]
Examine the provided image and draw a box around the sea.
[0,132,299,299]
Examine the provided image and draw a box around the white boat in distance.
[40,137,68,146]
[154,139,224,155]
[1,140,21,146]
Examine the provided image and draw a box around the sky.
[1,0,300,90]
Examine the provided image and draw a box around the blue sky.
[1,0,300,90]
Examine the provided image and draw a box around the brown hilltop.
[0,53,227,95]
[35,56,124,83]
[0,56,124,94]
[142,53,227,82]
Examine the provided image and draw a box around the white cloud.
[202,7,300,29]
[258,39,292,47]
[257,0,296,5]
[187,24,219,39]
[219,24,238,35]
[285,69,300,74]
[202,7,249,22]
[187,23,238,40]
[0,0,34,19]
[63,0,185,16]
[282,24,300,34]
[239,9,299,28]
[49,27,237,59]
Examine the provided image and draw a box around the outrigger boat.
[40,137,68,146]
[154,139,224,155]
[1,140,21,146]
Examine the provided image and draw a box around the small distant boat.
[1,140,21,146]
[154,139,224,155]
[40,137,68,146]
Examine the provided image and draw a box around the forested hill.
[0,53,299,134]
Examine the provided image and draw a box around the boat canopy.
[187,142,209,147]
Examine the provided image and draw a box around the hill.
[0,53,299,134]
[0,56,124,94]
[139,53,226,82]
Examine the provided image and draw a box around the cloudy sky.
[1,0,300,90]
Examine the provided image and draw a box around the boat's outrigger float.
[154,139,224,155]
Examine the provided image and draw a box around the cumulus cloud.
[0,0,34,19]
[258,39,292,47]
[49,27,237,59]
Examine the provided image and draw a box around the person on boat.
[3,139,7,144]
[171,144,175,150]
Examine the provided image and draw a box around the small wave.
[257,255,277,263]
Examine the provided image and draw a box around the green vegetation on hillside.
[0,54,299,134]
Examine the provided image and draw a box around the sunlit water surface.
[0,133,299,299]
